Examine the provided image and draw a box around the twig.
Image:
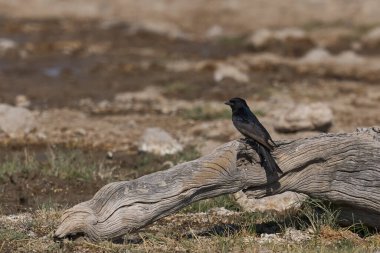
[0,241,5,253]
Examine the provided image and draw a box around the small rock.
[234,191,307,213]
[115,87,163,104]
[208,207,237,216]
[55,40,82,55]
[248,29,273,48]
[351,41,362,51]
[0,104,36,137]
[36,132,47,140]
[129,21,189,39]
[258,233,284,244]
[214,63,249,83]
[15,94,31,108]
[139,127,183,156]
[284,228,311,242]
[165,60,198,72]
[113,87,167,113]
[206,25,224,38]
[97,100,111,110]
[335,50,364,65]
[274,103,333,133]
[362,27,380,47]
[275,27,307,41]
[0,38,17,52]
[74,128,87,136]
[28,230,37,238]
[106,151,113,159]
[86,42,110,55]
[301,48,332,64]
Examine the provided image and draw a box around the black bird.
[225,97,282,174]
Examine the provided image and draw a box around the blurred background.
[1,1,380,251]
[0,0,380,227]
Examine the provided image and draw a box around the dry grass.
[1,200,380,253]
[1,149,379,252]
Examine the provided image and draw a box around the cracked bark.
[55,127,380,241]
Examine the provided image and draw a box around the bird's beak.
[224,101,232,106]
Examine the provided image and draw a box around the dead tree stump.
[55,127,380,241]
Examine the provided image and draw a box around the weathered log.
[55,127,380,241]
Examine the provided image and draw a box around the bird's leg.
[269,138,278,148]
[239,137,250,145]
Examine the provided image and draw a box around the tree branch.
[55,127,380,241]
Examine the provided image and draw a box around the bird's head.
[224,97,248,111]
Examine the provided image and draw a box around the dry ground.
[0,1,380,252]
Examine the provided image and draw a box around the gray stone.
[274,103,333,133]
[284,228,311,242]
[208,207,237,216]
[302,48,364,66]
[114,87,163,104]
[213,63,249,83]
[301,48,332,64]
[335,50,364,65]
[0,104,36,137]
[275,27,307,41]
[139,127,183,156]
[234,191,307,213]
[362,27,380,47]
[248,29,274,48]
[128,21,189,39]
[257,233,284,244]
[205,25,224,38]
[0,38,17,52]
[15,94,31,108]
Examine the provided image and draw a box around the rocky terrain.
[0,1,380,252]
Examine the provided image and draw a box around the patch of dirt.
[0,145,104,214]
[2,18,380,109]
[0,18,248,108]
[0,172,104,214]
[0,2,378,252]
[0,16,379,214]
[0,144,198,214]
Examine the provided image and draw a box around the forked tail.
[257,144,282,174]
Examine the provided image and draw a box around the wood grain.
[55,127,380,241]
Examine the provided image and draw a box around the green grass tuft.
[0,228,29,241]
[0,148,99,181]
[46,150,98,180]
[276,198,341,236]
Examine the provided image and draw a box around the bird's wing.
[234,120,274,150]
[245,112,277,147]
